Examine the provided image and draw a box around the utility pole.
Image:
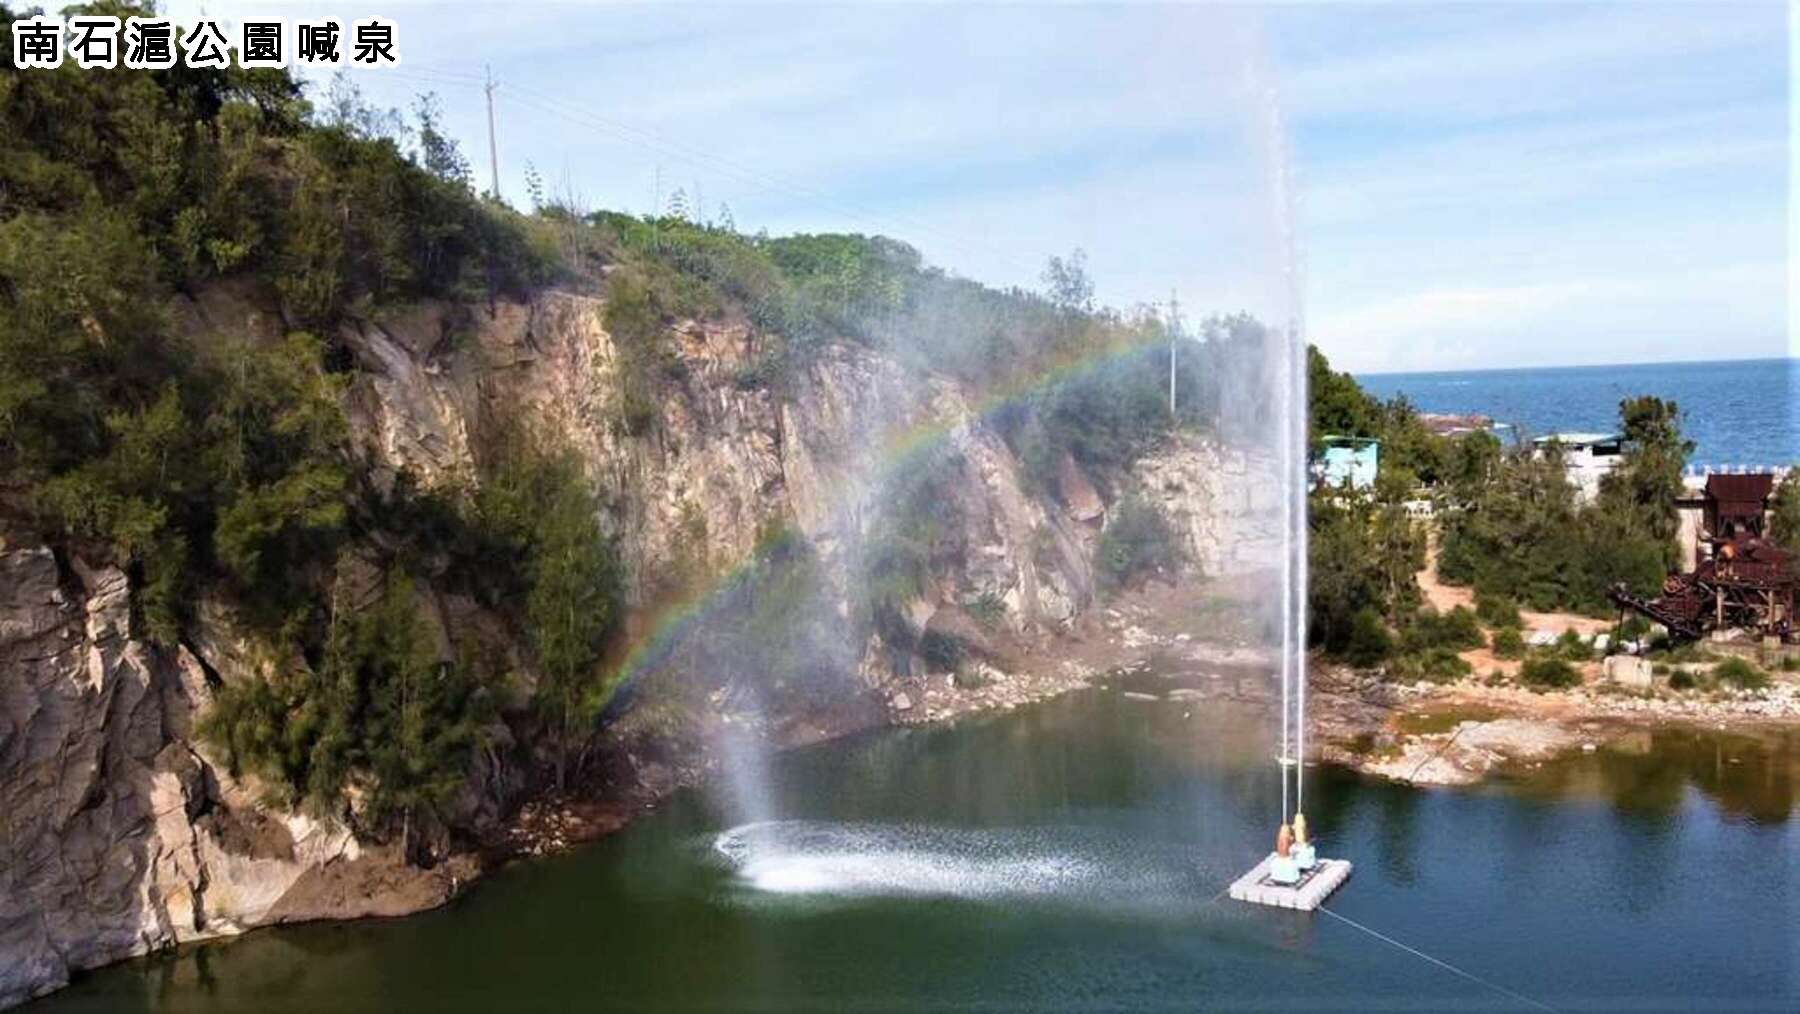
[1167,288,1182,417]
[483,65,501,201]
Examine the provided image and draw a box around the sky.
[166,1,1790,374]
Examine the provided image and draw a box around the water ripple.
[710,820,1223,909]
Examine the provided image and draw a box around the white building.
[1532,432,1627,501]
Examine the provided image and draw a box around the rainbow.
[603,326,1187,704]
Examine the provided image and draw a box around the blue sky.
[169,2,1789,374]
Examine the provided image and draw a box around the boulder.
[1604,655,1656,689]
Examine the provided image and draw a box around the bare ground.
[1416,529,1611,682]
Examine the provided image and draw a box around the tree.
[523,161,545,211]
[1308,493,1390,654]
[1307,345,1382,446]
[1370,467,1424,623]
[525,454,619,793]
[323,69,406,140]
[413,93,472,188]
[203,568,493,854]
[1600,395,1692,561]
[1769,470,1800,548]
[363,577,492,859]
[1042,248,1093,313]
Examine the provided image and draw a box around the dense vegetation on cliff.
[1306,350,1690,676]
[0,2,625,836]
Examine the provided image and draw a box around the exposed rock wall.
[339,291,1120,659]
[1132,437,1282,580]
[0,537,470,1008]
[1,287,1250,1006]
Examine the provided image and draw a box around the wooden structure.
[1611,472,1794,642]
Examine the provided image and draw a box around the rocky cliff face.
[0,286,1261,1007]
[341,291,1103,641]
[0,536,475,1008]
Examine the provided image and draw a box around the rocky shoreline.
[1311,662,1800,787]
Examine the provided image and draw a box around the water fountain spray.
[1225,48,1346,913]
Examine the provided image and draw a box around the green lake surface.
[38,688,1799,1012]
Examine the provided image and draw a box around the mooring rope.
[1406,721,1473,783]
[1317,906,1560,1013]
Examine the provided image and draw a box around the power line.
[507,85,1032,275]
[374,63,1044,281]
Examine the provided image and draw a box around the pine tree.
[1771,471,1800,548]
[412,93,472,188]
[524,453,619,793]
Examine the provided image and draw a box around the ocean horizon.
[1357,356,1797,468]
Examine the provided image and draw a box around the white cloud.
[1316,262,1787,373]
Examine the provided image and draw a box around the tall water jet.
[1226,28,1348,911]
[716,720,780,829]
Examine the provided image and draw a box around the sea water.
[1360,357,1798,468]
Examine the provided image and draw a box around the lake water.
[1358,357,1798,468]
[38,687,1798,1013]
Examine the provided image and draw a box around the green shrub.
[1097,495,1180,592]
[954,664,991,689]
[1712,657,1769,690]
[602,268,701,435]
[1474,591,1523,630]
[1492,627,1526,660]
[1389,647,1471,684]
[966,590,1007,630]
[1668,667,1698,690]
[1649,641,1715,665]
[1402,606,1484,654]
[860,447,964,651]
[1556,629,1593,662]
[1519,654,1580,689]
[919,629,964,672]
[1344,607,1394,667]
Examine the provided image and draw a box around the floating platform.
[1227,854,1352,911]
